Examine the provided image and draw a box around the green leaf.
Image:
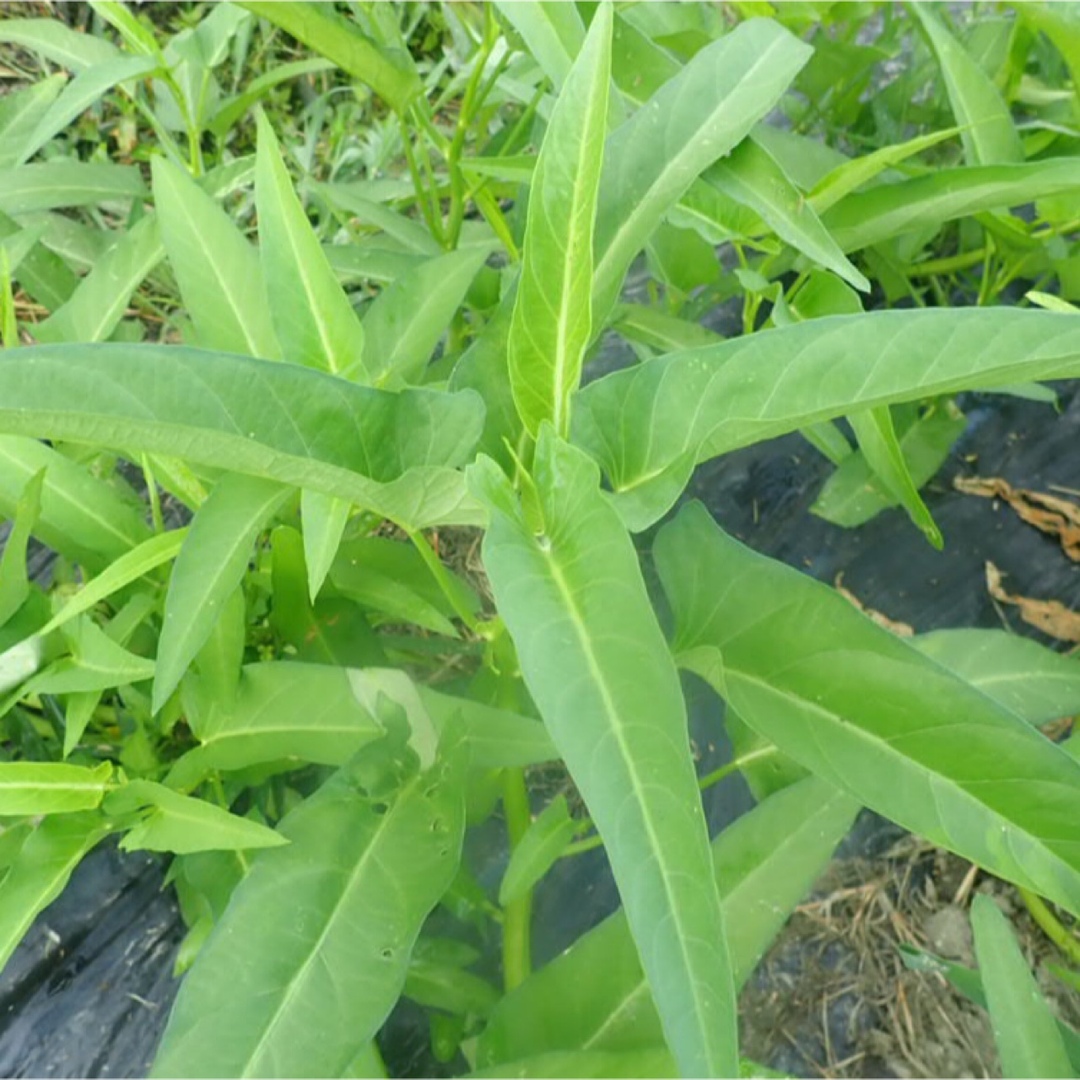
[847,406,942,547]
[209,58,336,139]
[614,304,722,355]
[104,779,287,855]
[0,343,485,529]
[152,156,280,359]
[16,55,159,166]
[34,528,185,641]
[255,113,367,379]
[498,794,578,906]
[155,474,290,714]
[914,629,1080,725]
[706,137,869,292]
[0,75,65,169]
[495,1,585,90]
[300,490,351,602]
[34,214,164,344]
[508,5,610,437]
[31,615,155,695]
[592,19,812,323]
[655,503,1080,918]
[0,812,108,973]
[0,761,112,815]
[167,661,384,790]
[0,436,152,569]
[821,158,1080,253]
[911,6,1022,166]
[477,776,857,1067]
[811,403,965,528]
[237,2,421,113]
[364,248,490,389]
[151,737,466,1078]
[470,430,736,1078]
[0,18,119,72]
[573,309,1080,529]
[0,469,44,626]
[971,893,1073,1078]
[0,162,147,214]
[469,1048,677,1078]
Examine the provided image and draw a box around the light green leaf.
[31,615,155,694]
[808,127,961,214]
[105,779,287,855]
[812,403,965,528]
[255,113,367,379]
[707,137,869,292]
[34,214,163,344]
[495,1,585,90]
[0,75,65,169]
[914,629,1080,725]
[508,5,610,437]
[912,6,1022,166]
[477,776,857,1066]
[0,812,108,973]
[655,503,1080,917]
[17,55,159,166]
[0,761,112,815]
[312,181,440,256]
[237,2,421,112]
[300,490,351,602]
[471,430,736,1077]
[154,474,290,714]
[0,436,152,570]
[35,529,186,641]
[0,18,120,72]
[365,248,490,388]
[573,309,1080,530]
[151,737,465,1078]
[499,794,578,906]
[822,158,1080,253]
[971,893,1073,1078]
[0,469,44,626]
[151,155,280,359]
[614,304,722,355]
[0,343,485,529]
[592,19,812,323]
[847,406,941,546]
[209,58,336,139]
[0,162,146,214]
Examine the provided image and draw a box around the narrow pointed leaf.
[0,343,484,528]
[912,5,1022,166]
[707,138,869,292]
[573,309,1080,529]
[154,474,290,713]
[0,469,44,626]
[0,162,146,214]
[0,75,65,169]
[592,19,812,324]
[34,214,163,343]
[0,18,120,71]
[655,503,1080,917]
[301,489,350,602]
[151,740,465,1078]
[471,430,736,1078]
[0,432,151,565]
[31,616,155,694]
[255,114,367,378]
[0,812,109,973]
[151,156,280,359]
[0,761,112,815]
[495,2,585,90]
[477,777,857,1067]
[365,247,490,388]
[498,794,578,906]
[105,779,287,855]
[509,6,610,437]
[971,893,1073,1078]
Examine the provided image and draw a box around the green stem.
[501,766,532,991]
[1020,887,1080,967]
[399,115,444,245]
[141,454,165,535]
[406,529,479,633]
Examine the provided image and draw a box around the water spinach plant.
[1,2,1080,1076]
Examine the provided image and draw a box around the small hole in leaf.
[430,817,444,832]
[380,948,394,961]
[372,802,388,816]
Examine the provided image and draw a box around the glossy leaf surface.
[0,762,112,815]
[471,430,736,1077]
[656,503,1080,917]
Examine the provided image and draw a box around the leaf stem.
[406,529,479,633]
[501,766,532,991]
[1019,887,1080,967]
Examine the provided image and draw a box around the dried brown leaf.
[956,475,1080,561]
[984,561,1080,643]
[835,573,915,636]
